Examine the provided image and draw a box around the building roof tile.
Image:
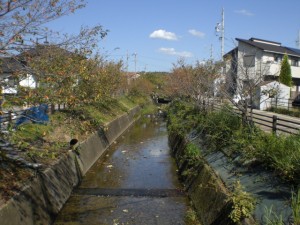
[236,37,300,57]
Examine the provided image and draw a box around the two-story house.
[224,37,300,101]
[0,44,77,95]
[0,57,36,94]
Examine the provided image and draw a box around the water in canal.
[54,116,190,225]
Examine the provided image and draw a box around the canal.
[54,116,190,225]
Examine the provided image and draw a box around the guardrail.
[213,102,300,135]
[0,103,67,130]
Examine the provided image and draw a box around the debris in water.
[123,209,129,213]
[107,165,113,168]
[121,150,127,154]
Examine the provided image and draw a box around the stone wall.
[0,106,140,225]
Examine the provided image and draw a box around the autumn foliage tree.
[15,45,123,108]
[0,0,89,55]
[166,59,222,108]
[0,0,113,109]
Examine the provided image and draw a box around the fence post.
[8,110,12,124]
[51,104,55,114]
[272,115,277,133]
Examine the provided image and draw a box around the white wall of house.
[291,66,300,78]
[19,74,36,88]
[237,42,261,79]
[257,81,290,110]
[2,74,36,94]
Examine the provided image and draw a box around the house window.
[243,55,255,67]
[291,58,299,67]
[274,55,282,63]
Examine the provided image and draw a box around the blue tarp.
[15,104,49,127]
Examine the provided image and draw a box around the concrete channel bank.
[169,133,255,225]
[0,106,140,225]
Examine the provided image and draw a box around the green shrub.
[266,107,300,118]
[229,181,256,223]
[197,107,241,151]
[292,188,300,225]
[167,100,200,136]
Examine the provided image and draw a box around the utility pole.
[126,51,130,87]
[296,30,300,49]
[132,52,137,74]
[221,7,225,60]
[215,8,225,60]
[210,44,213,60]
[126,50,129,73]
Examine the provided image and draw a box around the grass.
[263,206,284,225]
[185,207,202,225]
[292,188,300,225]
[267,106,300,118]
[167,99,300,223]
[0,95,148,202]
[168,100,300,184]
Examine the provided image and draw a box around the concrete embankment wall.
[168,133,254,225]
[0,106,140,225]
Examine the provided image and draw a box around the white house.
[255,81,290,110]
[224,37,300,104]
[0,57,37,94]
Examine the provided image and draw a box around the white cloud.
[234,9,254,16]
[149,29,178,40]
[188,29,205,38]
[159,47,193,58]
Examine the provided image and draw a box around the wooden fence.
[213,102,300,135]
[0,103,67,130]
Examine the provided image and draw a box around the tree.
[16,47,123,108]
[0,0,87,55]
[279,54,292,87]
[166,59,222,110]
[0,0,109,109]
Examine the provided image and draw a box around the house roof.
[0,57,26,74]
[18,44,76,60]
[259,80,290,88]
[236,37,300,57]
[223,47,237,58]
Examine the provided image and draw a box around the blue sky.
[46,0,300,72]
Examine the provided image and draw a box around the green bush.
[229,181,256,223]
[167,100,200,136]
[197,107,241,151]
[267,107,300,118]
[167,100,300,183]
